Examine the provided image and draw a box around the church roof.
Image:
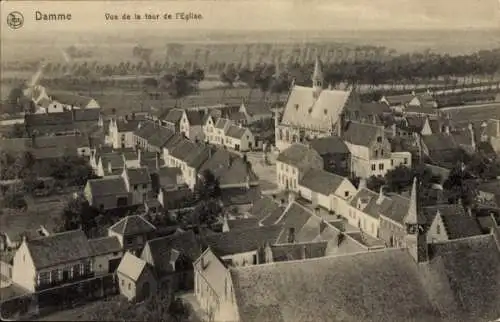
[281,85,351,131]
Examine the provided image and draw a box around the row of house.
[191,176,500,321]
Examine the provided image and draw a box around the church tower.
[312,56,323,99]
[404,177,428,263]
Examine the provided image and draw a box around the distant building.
[275,57,360,151]
[275,143,324,192]
[307,136,351,176]
[341,121,412,178]
[116,251,157,302]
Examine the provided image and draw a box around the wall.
[11,241,36,292]
[194,250,239,322]
[0,260,13,280]
[391,152,412,168]
[221,250,259,267]
[346,205,380,238]
[93,252,123,275]
[427,214,448,243]
[117,273,136,301]
[378,216,405,247]
[276,162,300,192]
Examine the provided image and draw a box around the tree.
[6,123,27,138]
[79,293,190,322]
[56,197,98,234]
[193,169,222,226]
[8,87,24,105]
[443,165,477,207]
[220,64,238,87]
[366,175,385,192]
[385,165,415,194]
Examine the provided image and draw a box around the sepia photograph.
[0,0,499,321]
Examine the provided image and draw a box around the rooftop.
[109,215,156,236]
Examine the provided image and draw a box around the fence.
[0,273,118,321]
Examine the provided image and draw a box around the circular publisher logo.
[7,11,24,30]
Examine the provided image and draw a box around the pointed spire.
[312,55,323,84]
[404,177,425,225]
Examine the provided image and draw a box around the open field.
[0,195,68,238]
[444,103,500,122]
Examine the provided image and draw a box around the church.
[275,57,360,151]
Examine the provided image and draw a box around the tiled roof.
[349,188,383,220]
[141,230,201,276]
[117,252,147,282]
[199,149,259,186]
[342,121,382,147]
[276,143,323,170]
[25,112,74,126]
[133,121,157,140]
[89,236,122,256]
[147,126,175,149]
[73,108,101,122]
[51,93,95,108]
[379,193,411,224]
[100,153,125,169]
[125,167,151,185]
[185,110,204,126]
[228,111,248,123]
[227,218,260,231]
[270,241,328,262]
[308,136,349,155]
[27,230,93,269]
[299,169,345,196]
[184,146,211,169]
[163,108,184,124]
[116,120,139,132]
[169,139,198,160]
[214,118,231,130]
[247,196,284,222]
[425,235,500,321]
[231,248,439,322]
[87,176,128,196]
[220,187,262,206]
[422,204,465,225]
[163,133,185,151]
[203,225,282,257]
[275,202,314,243]
[242,101,272,116]
[156,167,182,189]
[109,215,156,236]
[233,235,500,321]
[421,133,459,152]
[440,213,483,239]
[282,86,352,131]
[383,94,414,105]
[225,125,248,139]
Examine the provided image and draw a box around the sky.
[1,0,499,37]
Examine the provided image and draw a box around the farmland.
[443,103,500,122]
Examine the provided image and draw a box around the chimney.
[376,185,385,205]
[287,227,296,243]
[358,178,367,190]
[264,242,273,263]
[391,123,397,137]
[300,245,307,260]
[468,123,476,151]
[222,214,230,232]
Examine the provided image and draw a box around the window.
[126,237,134,246]
[134,185,138,191]
[376,136,382,143]
[391,159,394,166]
[128,283,131,290]
[374,150,378,158]
[295,104,299,110]
[121,279,124,286]
[404,158,408,165]
[379,163,384,170]
[142,184,147,189]
[38,271,50,285]
[437,224,441,234]
[98,264,102,269]
[381,150,384,157]
[371,164,376,171]
[113,252,119,256]
[344,191,349,197]
[324,109,327,115]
